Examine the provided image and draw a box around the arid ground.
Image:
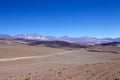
[0,43,120,80]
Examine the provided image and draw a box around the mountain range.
[0,33,120,44]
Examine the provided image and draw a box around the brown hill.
[29,41,87,48]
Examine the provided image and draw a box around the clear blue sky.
[0,0,120,38]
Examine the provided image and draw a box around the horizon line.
[0,33,120,39]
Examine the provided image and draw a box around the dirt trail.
[0,51,70,62]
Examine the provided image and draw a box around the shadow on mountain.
[100,42,120,46]
[29,41,87,48]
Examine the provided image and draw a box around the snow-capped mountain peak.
[15,33,48,40]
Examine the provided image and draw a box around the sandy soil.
[0,44,65,58]
[6,62,120,80]
[0,45,120,80]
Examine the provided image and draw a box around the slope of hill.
[100,42,120,46]
[29,41,87,48]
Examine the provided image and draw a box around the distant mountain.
[0,33,120,44]
[113,38,120,42]
[58,36,112,44]
[101,38,120,43]
[0,34,13,39]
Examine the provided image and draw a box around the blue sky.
[0,0,120,38]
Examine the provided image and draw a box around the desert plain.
[0,41,120,80]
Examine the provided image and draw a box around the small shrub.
[35,72,38,74]
[49,69,53,71]
[22,77,30,80]
[28,72,32,75]
[9,76,12,78]
[57,71,62,74]
[63,68,66,71]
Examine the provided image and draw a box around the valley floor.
[0,45,120,80]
